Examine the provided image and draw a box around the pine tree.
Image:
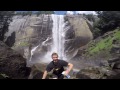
[0,11,15,41]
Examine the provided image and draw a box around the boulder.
[28,63,50,79]
[64,15,93,60]
[0,41,31,79]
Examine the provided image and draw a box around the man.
[42,52,73,79]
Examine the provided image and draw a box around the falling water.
[51,14,66,59]
[40,14,66,63]
[29,45,39,61]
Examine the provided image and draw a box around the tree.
[0,11,15,41]
[40,11,54,14]
[35,11,41,16]
[15,12,22,15]
[84,14,95,22]
[35,11,54,16]
[22,12,27,16]
[95,11,120,34]
[26,11,32,16]
[46,11,54,14]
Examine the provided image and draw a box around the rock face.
[5,15,53,60]
[76,59,120,79]
[4,14,93,62]
[76,29,120,79]
[76,67,100,79]
[0,41,31,79]
[64,15,93,60]
[28,63,50,79]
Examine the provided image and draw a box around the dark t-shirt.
[46,60,68,75]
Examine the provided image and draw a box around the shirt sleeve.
[46,63,53,72]
[60,60,68,67]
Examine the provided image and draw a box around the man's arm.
[64,63,73,75]
[42,63,53,79]
[42,70,48,79]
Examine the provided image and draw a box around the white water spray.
[40,14,66,63]
[29,45,39,61]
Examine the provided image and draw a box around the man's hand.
[42,70,48,79]
[64,70,69,76]
[64,63,73,76]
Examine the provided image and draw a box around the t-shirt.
[46,60,68,74]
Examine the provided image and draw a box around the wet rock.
[99,61,109,67]
[108,57,120,69]
[76,72,91,79]
[113,61,120,69]
[76,67,103,79]
[107,70,120,79]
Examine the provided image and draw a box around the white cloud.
[66,11,74,15]
[76,11,97,15]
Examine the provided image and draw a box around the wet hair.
[51,52,58,57]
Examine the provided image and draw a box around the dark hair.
[51,52,58,57]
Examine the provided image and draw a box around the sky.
[55,11,97,15]
[16,11,97,15]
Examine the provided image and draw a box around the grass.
[88,36,112,55]
[19,42,30,46]
[113,29,120,41]
[86,29,120,56]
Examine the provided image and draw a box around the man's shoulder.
[58,59,68,63]
[58,59,64,61]
[47,61,53,66]
[58,59,68,66]
[58,59,67,62]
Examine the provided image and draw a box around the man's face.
[52,55,58,62]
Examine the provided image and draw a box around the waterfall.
[29,45,39,61]
[40,14,66,63]
[51,14,66,60]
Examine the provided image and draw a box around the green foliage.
[25,11,33,16]
[86,29,120,56]
[15,12,22,15]
[94,11,120,34]
[16,11,54,16]
[84,14,95,22]
[113,29,120,41]
[89,36,113,54]
[92,11,120,38]
[92,19,102,39]
[36,11,54,16]
[22,12,30,16]
[16,11,33,16]
[40,11,54,14]
[19,42,30,46]
[0,11,15,41]
[93,28,101,39]
[35,11,41,16]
